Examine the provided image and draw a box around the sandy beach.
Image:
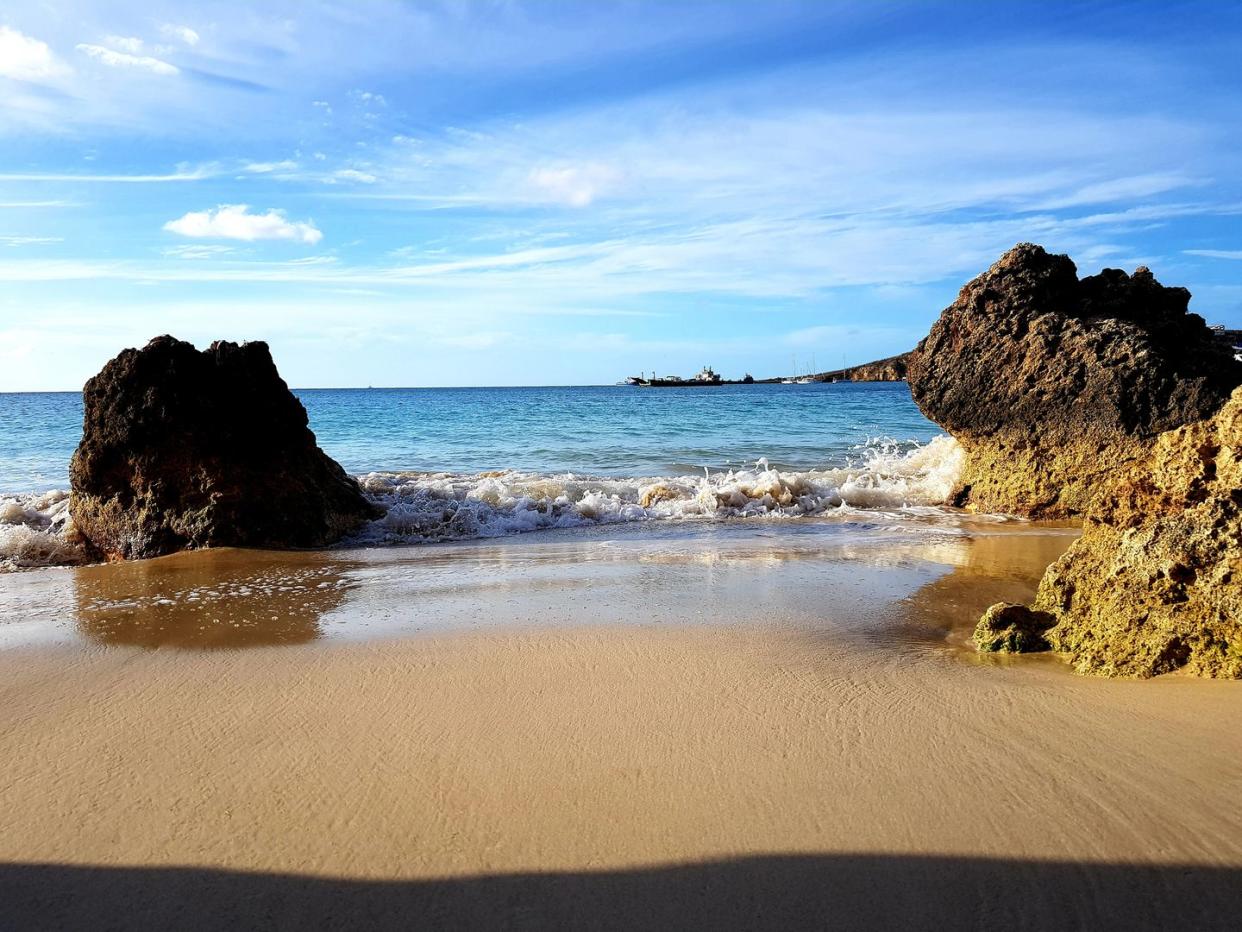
[6,0,1242,926]
[2,521,1240,930]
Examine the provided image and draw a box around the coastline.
[4,522,1240,927]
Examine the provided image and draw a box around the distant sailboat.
[782,353,797,383]
[794,353,816,383]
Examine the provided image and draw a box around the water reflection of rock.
[892,531,1078,648]
[72,549,358,649]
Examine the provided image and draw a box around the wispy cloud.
[160,24,200,47]
[528,164,620,207]
[75,43,179,76]
[243,160,299,174]
[2,0,1241,390]
[0,200,78,208]
[103,35,146,54]
[331,168,377,184]
[1184,249,1242,260]
[1030,172,1206,211]
[163,204,323,245]
[0,166,216,183]
[161,243,236,259]
[0,235,62,246]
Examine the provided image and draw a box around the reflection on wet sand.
[1,520,1082,654]
[885,528,1079,655]
[72,549,358,649]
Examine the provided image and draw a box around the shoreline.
[1,516,1075,650]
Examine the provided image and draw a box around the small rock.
[973,602,1055,653]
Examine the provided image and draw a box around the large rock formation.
[70,336,380,560]
[908,244,1242,517]
[1032,388,1242,678]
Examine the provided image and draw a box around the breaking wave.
[1,436,965,570]
[0,490,89,572]
[350,435,965,544]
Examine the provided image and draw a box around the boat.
[638,365,723,387]
[784,354,819,383]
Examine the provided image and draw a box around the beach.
[3,520,1240,930]
[6,1,1242,927]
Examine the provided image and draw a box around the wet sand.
[1,520,1240,929]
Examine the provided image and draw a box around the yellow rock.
[1033,388,1242,678]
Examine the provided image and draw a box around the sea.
[0,382,968,571]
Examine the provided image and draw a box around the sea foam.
[0,490,89,572]
[0,436,965,569]
[350,435,965,545]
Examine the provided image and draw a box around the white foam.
[0,436,967,568]
[0,490,89,572]
[350,435,966,545]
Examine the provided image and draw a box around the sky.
[1,0,1241,390]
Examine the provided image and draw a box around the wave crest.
[0,490,89,572]
[0,437,965,568]
[351,436,964,544]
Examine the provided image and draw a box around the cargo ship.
[634,365,723,387]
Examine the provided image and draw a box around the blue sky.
[1,0,1241,390]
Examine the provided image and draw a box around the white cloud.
[163,204,323,245]
[76,43,179,76]
[332,168,377,184]
[160,24,200,47]
[0,25,68,82]
[528,164,620,207]
[243,160,299,174]
[104,35,145,54]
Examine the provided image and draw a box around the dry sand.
[1,521,1240,929]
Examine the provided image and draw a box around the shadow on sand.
[2,853,1238,931]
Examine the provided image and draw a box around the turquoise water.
[1,382,967,568]
[0,382,940,494]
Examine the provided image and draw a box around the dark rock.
[973,603,1055,653]
[69,336,381,560]
[908,244,1242,517]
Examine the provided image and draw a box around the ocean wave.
[350,435,965,544]
[0,490,89,572]
[0,436,965,569]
